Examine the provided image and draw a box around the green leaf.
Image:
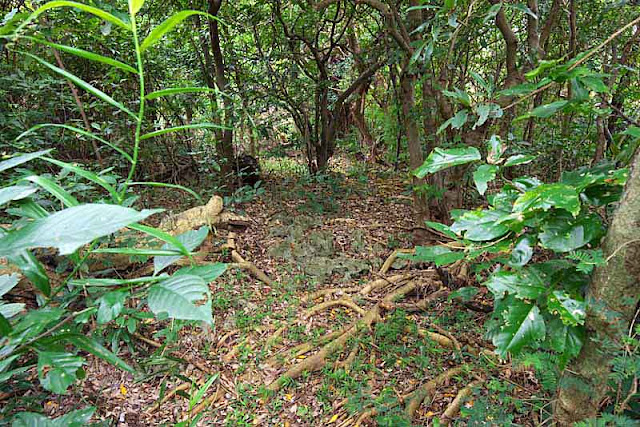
[442,89,471,107]
[580,75,608,93]
[140,11,218,52]
[622,126,640,139]
[486,135,505,164]
[127,182,202,203]
[42,157,120,201]
[129,0,144,15]
[484,270,546,300]
[0,274,20,297]
[66,335,134,373]
[96,290,129,324]
[450,209,511,241]
[444,0,456,11]
[145,86,217,100]
[493,301,546,356]
[470,71,491,94]
[414,147,481,178]
[22,37,137,73]
[14,1,130,35]
[424,221,458,239]
[22,175,79,207]
[474,103,502,129]
[174,263,227,283]
[448,287,479,302]
[140,123,229,140]
[0,302,24,319]
[547,291,585,326]
[0,185,37,207]
[129,223,192,256]
[7,250,51,296]
[0,149,52,173]
[483,3,502,24]
[513,183,581,216]
[147,274,212,325]
[473,164,498,195]
[539,212,603,253]
[525,59,562,80]
[0,204,161,256]
[12,407,96,427]
[503,154,536,167]
[547,318,584,361]
[437,109,469,134]
[18,124,132,163]
[92,248,183,256]
[0,312,11,336]
[69,276,164,287]
[515,101,569,122]
[509,234,535,267]
[24,53,137,120]
[37,351,84,394]
[154,226,208,275]
[405,245,464,267]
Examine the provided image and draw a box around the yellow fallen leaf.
[426,411,435,417]
[285,393,294,401]
[120,384,127,396]
[329,413,339,423]
[296,355,307,359]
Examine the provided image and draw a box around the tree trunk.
[554,149,640,423]
[400,71,429,222]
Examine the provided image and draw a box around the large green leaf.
[96,290,128,324]
[414,147,481,178]
[437,110,469,134]
[515,100,569,122]
[404,245,464,267]
[23,37,137,73]
[37,351,84,394]
[129,0,144,15]
[538,212,602,253]
[147,274,212,324]
[24,53,137,120]
[0,204,161,256]
[484,270,546,300]
[154,226,208,275]
[0,149,52,173]
[473,164,498,195]
[450,209,510,241]
[0,185,37,207]
[493,301,546,356]
[12,407,95,427]
[140,11,218,52]
[513,183,580,216]
[14,1,130,34]
[547,291,586,326]
[174,263,227,283]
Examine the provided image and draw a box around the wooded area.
[0,0,639,425]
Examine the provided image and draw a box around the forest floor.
[39,156,550,426]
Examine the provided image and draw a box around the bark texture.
[555,149,640,423]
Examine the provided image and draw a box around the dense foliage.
[0,0,639,424]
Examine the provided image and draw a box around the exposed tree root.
[267,306,381,392]
[359,273,414,295]
[404,365,466,419]
[302,286,361,303]
[417,329,455,349]
[440,379,484,424]
[305,297,366,318]
[379,249,415,275]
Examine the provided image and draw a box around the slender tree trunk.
[554,148,640,423]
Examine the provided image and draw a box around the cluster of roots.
[257,259,487,426]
